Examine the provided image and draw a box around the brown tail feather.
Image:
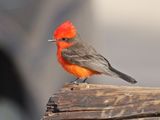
[109,66,137,84]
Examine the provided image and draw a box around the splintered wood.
[43,84,160,120]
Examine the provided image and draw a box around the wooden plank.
[43,83,160,120]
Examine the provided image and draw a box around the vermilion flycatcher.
[49,21,137,84]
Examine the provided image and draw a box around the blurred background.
[0,0,160,119]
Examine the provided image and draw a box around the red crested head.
[54,21,76,40]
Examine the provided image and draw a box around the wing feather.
[61,41,113,75]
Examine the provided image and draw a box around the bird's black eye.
[62,38,68,41]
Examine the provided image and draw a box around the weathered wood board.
[43,83,160,120]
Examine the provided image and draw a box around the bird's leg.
[82,78,88,83]
[70,77,79,84]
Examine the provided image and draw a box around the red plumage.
[51,21,137,84]
[54,21,76,39]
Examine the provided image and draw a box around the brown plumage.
[51,21,137,84]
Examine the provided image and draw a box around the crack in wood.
[43,84,160,120]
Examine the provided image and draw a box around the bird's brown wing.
[61,41,115,76]
[62,41,137,84]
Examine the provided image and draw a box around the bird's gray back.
[62,41,115,76]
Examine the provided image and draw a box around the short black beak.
[48,39,56,42]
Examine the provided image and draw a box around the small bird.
[49,21,137,84]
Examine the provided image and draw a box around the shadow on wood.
[43,83,160,120]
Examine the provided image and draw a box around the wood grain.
[43,83,160,120]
